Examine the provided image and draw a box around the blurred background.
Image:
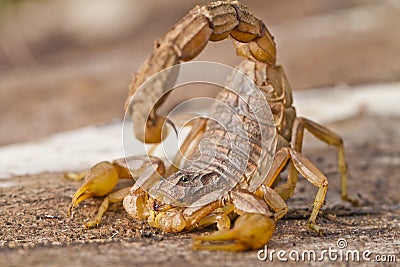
[1,0,399,146]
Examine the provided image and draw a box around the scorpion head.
[148,169,230,208]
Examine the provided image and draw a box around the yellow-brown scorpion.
[67,1,357,251]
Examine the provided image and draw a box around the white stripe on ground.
[293,83,400,123]
[0,83,399,179]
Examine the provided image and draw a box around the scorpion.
[68,1,357,251]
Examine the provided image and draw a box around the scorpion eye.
[153,201,160,211]
[180,173,196,183]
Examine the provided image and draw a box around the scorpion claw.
[193,213,275,251]
[68,162,119,217]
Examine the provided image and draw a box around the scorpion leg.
[193,189,275,251]
[65,170,89,181]
[68,156,165,227]
[290,117,358,205]
[264,147,328,233]
[258,185,289,221]
[84,187,130,229]
[262,147,293,200]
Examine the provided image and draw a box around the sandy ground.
[0,115,399,266]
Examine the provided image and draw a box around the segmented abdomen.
[183,66,277,190]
